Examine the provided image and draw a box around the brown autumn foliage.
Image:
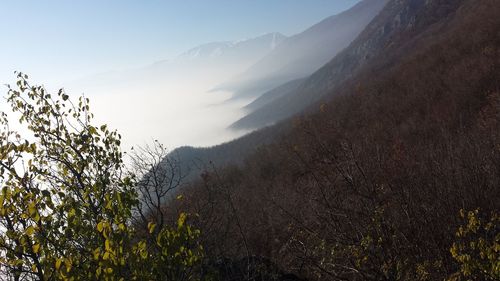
[165,0,500,280]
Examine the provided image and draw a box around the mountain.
[67,33,287,149]
[243,78,306,112]
[173,0,473,174]
[168,122,292,182]
[230,0,465,130]
[178,32,286,64]
[70,32,287,95]
[176,0,500,280]
[213,0,388,100]
[137,32,288,88]
[151,32,288,80]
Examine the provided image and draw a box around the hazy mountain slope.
[168,123,292,182]
[171,0,470,180]
[179,1,500,280]
[230,0,464,130]
[213,0,388,100]
[243,78,306,112]
[172,32,287,71]
[67,33,287,149]
[71,32,287,94]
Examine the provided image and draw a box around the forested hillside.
[172,0,500,280]
[1,0,498,280]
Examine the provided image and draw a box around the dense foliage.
[0,74,203,280]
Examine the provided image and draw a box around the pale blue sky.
[0,0,360,85]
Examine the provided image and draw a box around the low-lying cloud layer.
[63,33,285,150]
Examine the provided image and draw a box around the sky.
[0,0,361,150]
[0,0,359,84]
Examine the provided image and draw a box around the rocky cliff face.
[307,0,464,93]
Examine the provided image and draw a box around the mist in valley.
[65,53,257,150]
[0,0,371,152]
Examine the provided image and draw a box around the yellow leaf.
[148,222,156,234]
[68,208,76,218]
[32,243,40,254]
[97,221,104,232]
[93,248,100,260]
[28,202,37,216]
[65,259,72,273]
[26,226,36,236]
[55,259,62,270]
[177,213,187,228]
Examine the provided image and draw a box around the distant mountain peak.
[177,32,287,61]
[270,32,285,50]
[233,32,286,44]
[178,42,233,60]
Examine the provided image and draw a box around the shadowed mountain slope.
[171,0,468,178]
[176,1,500,280]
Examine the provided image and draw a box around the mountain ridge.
[175,1,500,280]
[178,32,286,61]
[213,0,388,100]
[230,0,464,130]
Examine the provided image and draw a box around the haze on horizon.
[0,0,361,150]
